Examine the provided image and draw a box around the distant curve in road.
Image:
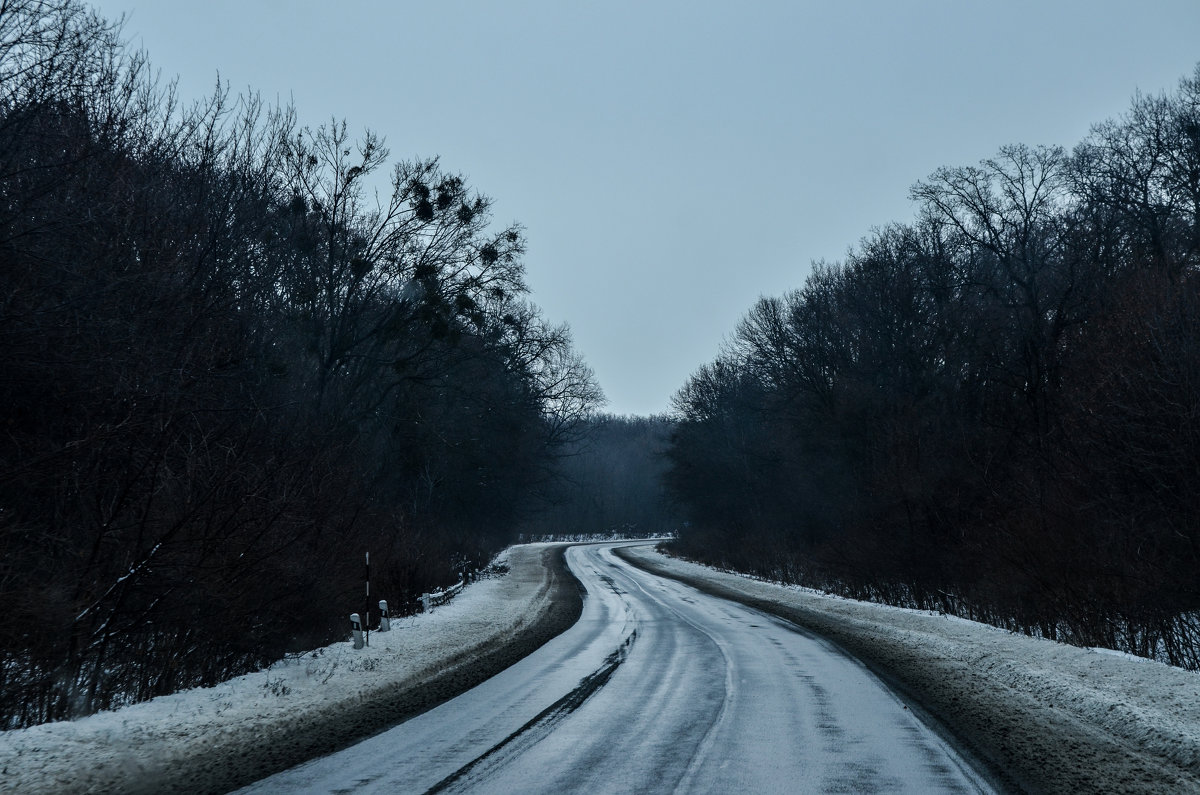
[238,542,995,794]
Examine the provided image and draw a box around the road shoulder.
[0,544,584,795]
[615,543,1200,794]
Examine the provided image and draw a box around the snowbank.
[617,545,1200,794]
[0,543,580,795]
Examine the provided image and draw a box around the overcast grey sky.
[90,1,1200,416]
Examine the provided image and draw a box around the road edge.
[146,544,584,795]
[613,543,1197,795]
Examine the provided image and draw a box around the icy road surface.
[238,542,993,794]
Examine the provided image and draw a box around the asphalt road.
[237,542,995,794]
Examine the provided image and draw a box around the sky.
[88,1,1200,416]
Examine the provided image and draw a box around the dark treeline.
[0,1,600,728]
[519,414,677,539]
[667,66,1200,669]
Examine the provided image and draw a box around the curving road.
[238,542,994,794]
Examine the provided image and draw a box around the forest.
[517,413,676,541]
[6,0,1200,736]
[0,0,602,727]
[666,64,1200,670]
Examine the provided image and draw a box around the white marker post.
[364,551,370,647]
[421,593,431,613]
[350,612,364,650]
[378,599,390,632]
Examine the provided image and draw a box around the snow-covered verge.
[0,543,582,795]
[618,544,1200,794]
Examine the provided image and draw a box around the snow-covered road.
[239,542,993,794]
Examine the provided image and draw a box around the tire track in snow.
[423,629,638,794]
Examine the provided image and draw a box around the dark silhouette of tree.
[521,414,678,539]
[0,0,601,727]
[666,65,1200,669]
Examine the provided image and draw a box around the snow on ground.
[8,540,1197,793]
[620,545,1200,786]
[0,544,561,795]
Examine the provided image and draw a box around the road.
[238,542,994,794]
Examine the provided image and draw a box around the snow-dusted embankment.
[617,545,1200,794]
[0,544,581,795]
